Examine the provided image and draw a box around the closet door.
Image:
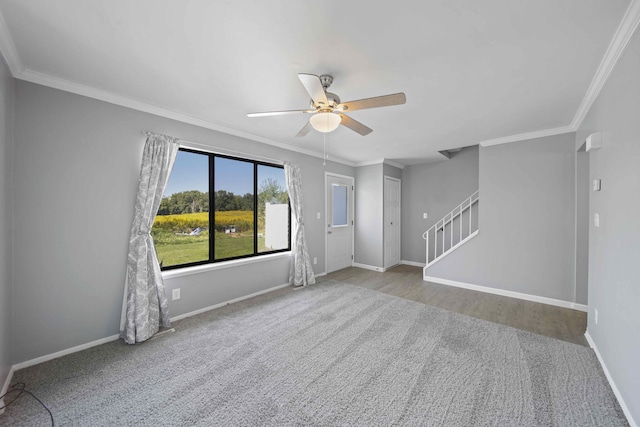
[384,176,401,269]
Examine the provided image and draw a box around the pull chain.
[323,132,326,166]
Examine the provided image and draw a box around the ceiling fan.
[247,73,406,137]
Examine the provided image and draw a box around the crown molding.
[354,158,385,167]
[0,9,355,166]
[571,0,640,129]
[354,158,406,169]
[355,159,389,168]
[0,9,23,75]
[383,159,405,169]
[473,0,640,148]
[16,69,356,167]
[1,2,639,159]
[479,125,575,147]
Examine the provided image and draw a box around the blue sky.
[163,150,286,196]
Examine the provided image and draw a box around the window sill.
[162,251,292,280]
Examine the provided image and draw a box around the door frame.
[325,172,355,275]
[383,175,401,270]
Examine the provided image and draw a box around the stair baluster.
[422,190,479,268]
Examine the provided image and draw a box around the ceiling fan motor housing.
[311,92,341,110]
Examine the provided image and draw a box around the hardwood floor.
[320,265,588,346]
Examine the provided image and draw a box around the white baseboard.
[0,365,16,415]
[401,260,426,267]
[315,272,327,278]
[352,262,384,272]
[585,331,637,427]
[423,275,588,312]
[12,334,121,372]
[2,335,119,412]
[352,263,414,272]
[169,282,291,322]
[5,282,293,382]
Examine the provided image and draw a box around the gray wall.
[355,164,383,268]
[11,81,354,363]
[0,57,13,391]
[401,146,479,264]
[576,26,640,423]
[382,164,402,181]
[575,150,589,304]
[425,134,578,303]
[354,162,402,269]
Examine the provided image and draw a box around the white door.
[384,176,401,269]
[326,174,354,273]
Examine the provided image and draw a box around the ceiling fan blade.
[338,113,372,136]
[337,93,406,112]
[298,73,328,107]
[247,109,314,117]
[295,121,313,138]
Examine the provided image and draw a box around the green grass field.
[155,232,268,268]
[156,239,209,266]
[153,211,277,267]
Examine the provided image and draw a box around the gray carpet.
[1,281,628,426]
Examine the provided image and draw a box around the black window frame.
[157,147,291,271]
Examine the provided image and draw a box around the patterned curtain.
[284,161,316,286]
[120,133,179,344]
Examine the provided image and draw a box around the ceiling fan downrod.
[319,74,333,91]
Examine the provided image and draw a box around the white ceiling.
[0,0,636,165]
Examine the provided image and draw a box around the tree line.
[157,179,288,216]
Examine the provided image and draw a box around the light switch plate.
[593,179,601,191]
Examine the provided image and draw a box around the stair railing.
[422,190,479,268]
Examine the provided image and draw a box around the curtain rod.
[140,131,284,165]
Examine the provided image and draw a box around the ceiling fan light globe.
[310,112,341,133]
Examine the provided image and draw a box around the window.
[152,148,290,270]
[332,184,348,227]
